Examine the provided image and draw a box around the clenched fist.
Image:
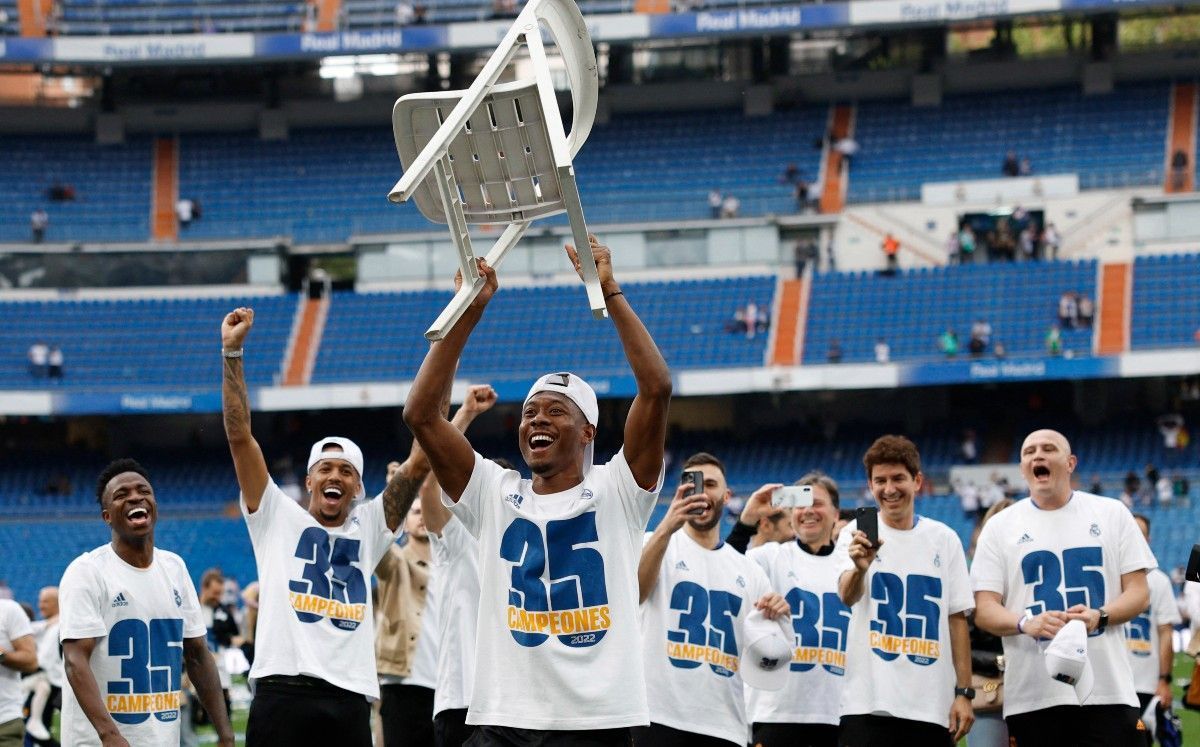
[222,307,254,351]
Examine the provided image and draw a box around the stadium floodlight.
[387,0,602,341]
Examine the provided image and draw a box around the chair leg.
[559,167,607,320]
[424,221,529,341]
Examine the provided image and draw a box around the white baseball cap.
[524,372,599,473]
[738,608,792,691]
[306,436,366,500]
[1042,618,1094,703]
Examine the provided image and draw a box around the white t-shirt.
[446,449,662,730]
[0,599,33,723]
[834,515,973,727]
[640,531,772,745]
[404,539,439,691]
[241,480,398,699]
[1126,567,1180,695]
[34,618,65,688]
[970,491,1156,717]
[430,516,480,717]
[746,541,849,726]
[58,545,205,747]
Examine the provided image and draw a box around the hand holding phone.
[854,506,879,548]
[683,470,705,515]
[771,485,814,509]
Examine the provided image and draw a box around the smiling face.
[102,471,158,542]
[305,452,361,527]
[1019,429,1076,505]
[518,392,595,477]
[684,463,730,533]
[869,462,921,529]
[792,483,837,548]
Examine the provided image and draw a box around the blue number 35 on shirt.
[500,513,610,649]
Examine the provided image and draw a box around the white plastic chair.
[388,0,602,340]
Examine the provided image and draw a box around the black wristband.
[604,291,623,300]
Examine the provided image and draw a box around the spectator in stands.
[177,198,196,228]
[721,193,741,219]
[794,239,817,277]
[1001,151,1019,177]
[1076,294,1094,328]
[1089,475,1104,495]
[45,183,75,202]
[221,307,433,745]
[26,342,48,379]
[1143,464,1160,507]
[991,222,1016,262]
[1042,223,1060,260]
[834,136,859,160]
[47,347,63,382]
[795,180,811,213]
[827,339,843,364]
[992,341,1006,359]
[0,594,37,745]
[1171,149,1189,191]
[22,586,61,745]
[946,231,960,263]
[744,301,760,340]
[746,472,850,747]
[1018,225,1038,261]
[874,338,890,364]
[1058,292,1078,329]
[395,0,414,24]
[973,429,1152,747]
[1019,158,1032,177]
[781,163,800,185]
[881,233,900,274]
[60,459,233,747]
[957,479,980,520]
[939,328,960,358]
[971,320,992,348]
[726,482,798,553]
[637,452,788,747]
[959,225,977,264]
[30,209,47,244]
[301,1,318,31]
[1156,414,1185,451]
[837,435,975,746]
[708,189,722,219]
[968,327,988,358]
[1045,324,1062,356]
[960,429,979,464]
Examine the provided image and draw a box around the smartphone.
[683,470,705,515]
[855,506,879,547]
[771,485,814,509]
[1187,544,1200,583]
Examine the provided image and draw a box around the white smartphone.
[771,485,814,508]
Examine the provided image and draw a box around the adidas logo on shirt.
[1017,533,1033,544]
[111,593,129,608]
[675,561,689,571]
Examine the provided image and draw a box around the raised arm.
[182,637,234,747]
[403,261,498,502]
[63,637,130,746]
[565,236,671,489]
[638,482,707,602]
[221,307,269,512]
[422,385,498,535]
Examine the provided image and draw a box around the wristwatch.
[1096,608,1109,634]
[954,686,976,699]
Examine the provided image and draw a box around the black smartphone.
[855,506,879,547]
[683,470,705,515]
[1187,544,1200,583]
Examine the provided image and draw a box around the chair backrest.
[390,0,597,226]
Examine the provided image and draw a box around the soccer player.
[59,459,233,747]
[220,307,440,746]
[972,429,1154,746]
[636,452,788,746]
[1125,514,1180,727]
[747,472,850,747]
[403,235,672,743]
[836,435,975,746]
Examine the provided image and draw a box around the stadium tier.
[0,294,294,389]
[848,84,1169,203]
[803,260,1096,364]
[1131,253,1200,350]
[313,276,776,383]
[0,0,16,34]
[57,0,303,35]
[0,134,152,243]
[344,0,633,27]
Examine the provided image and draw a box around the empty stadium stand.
[1131,253,1200,350]
[0,294,295,389]
[848,84,1169,204]
[0,0,18,34]
[312,275,777,383]
[56,0,304,35]
[803,260,1097,364]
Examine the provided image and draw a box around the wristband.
[1161,674,1173,683]
[222,348,244,359]
[604,291,624,300]
[1016,614,1029,635]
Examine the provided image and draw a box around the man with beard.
[971,429,1153,746]
[58,459,233,747]
[636,452,788,746]
[403,235,672,744]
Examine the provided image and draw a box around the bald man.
[970,429,1153,747]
